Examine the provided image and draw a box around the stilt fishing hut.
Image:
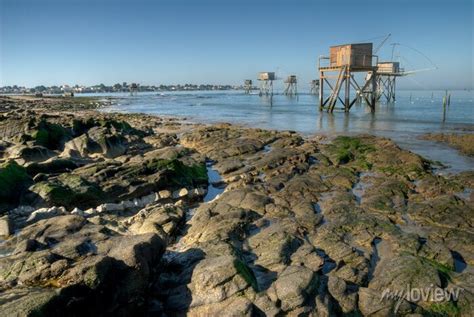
[130,83,139,96]
[372,40,436,103]
[244,80,253,94]
[283,75,297,96]
[310,79,320,95]
[258,72,275,96]
[318,43,378,112]
[373,62,403,102]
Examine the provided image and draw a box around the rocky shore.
[422,133,474,157]
[0,95,473,316]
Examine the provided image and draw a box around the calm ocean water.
[90,90,474,173]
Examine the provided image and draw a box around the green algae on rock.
[422,133,474,157]
[32,120,71,150]
[29,175,105,209]
[326,135,375,166]
[147,158,208,187]
[0,161,32,210]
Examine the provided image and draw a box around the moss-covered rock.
[99,118,133,133]
[92,132,126,158]
[147,159,208,187]
[0,161,32,208]
[72,117,96,136]
[422,133,474,157]
[0,288,59,317]
[29,182,74,207]
[30,175,106,209]
[32,120,70,150]
[234,258,259,292]
[326,136,375,166]
[72,117,143,137]
[425,301,461,317]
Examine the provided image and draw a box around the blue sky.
[0,0,472,89]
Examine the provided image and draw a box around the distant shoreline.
[0,88,472,96]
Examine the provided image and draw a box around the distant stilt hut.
[244,80,253,94]
[258,72,275,96]
[130,83,139,96]
[373,62,403,102]
[310,80,320,95]
[283,75,297,96]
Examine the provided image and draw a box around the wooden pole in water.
[370,72,377,112]
[393,76,396,101]
[344,70,350,112]
[442,95,447,122]
[319,70,324,111]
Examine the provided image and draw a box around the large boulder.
[0,215,165,315]
[0,161,32,211]
[0,287,59,317]
[128,204,185,242]
[248,223,301,272]
[26,157,79,176]
[29,174,106,209]
[188,255,252,308]
[217,189,271,215]
[32,119,71,150]
[62,127,126,159]
[272,265,317,312]
[61,133,100,158]
[67,157,207,204]
[0,215,10,236]
[6,144,55,165]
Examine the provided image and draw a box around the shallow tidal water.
[93,89,474,173]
